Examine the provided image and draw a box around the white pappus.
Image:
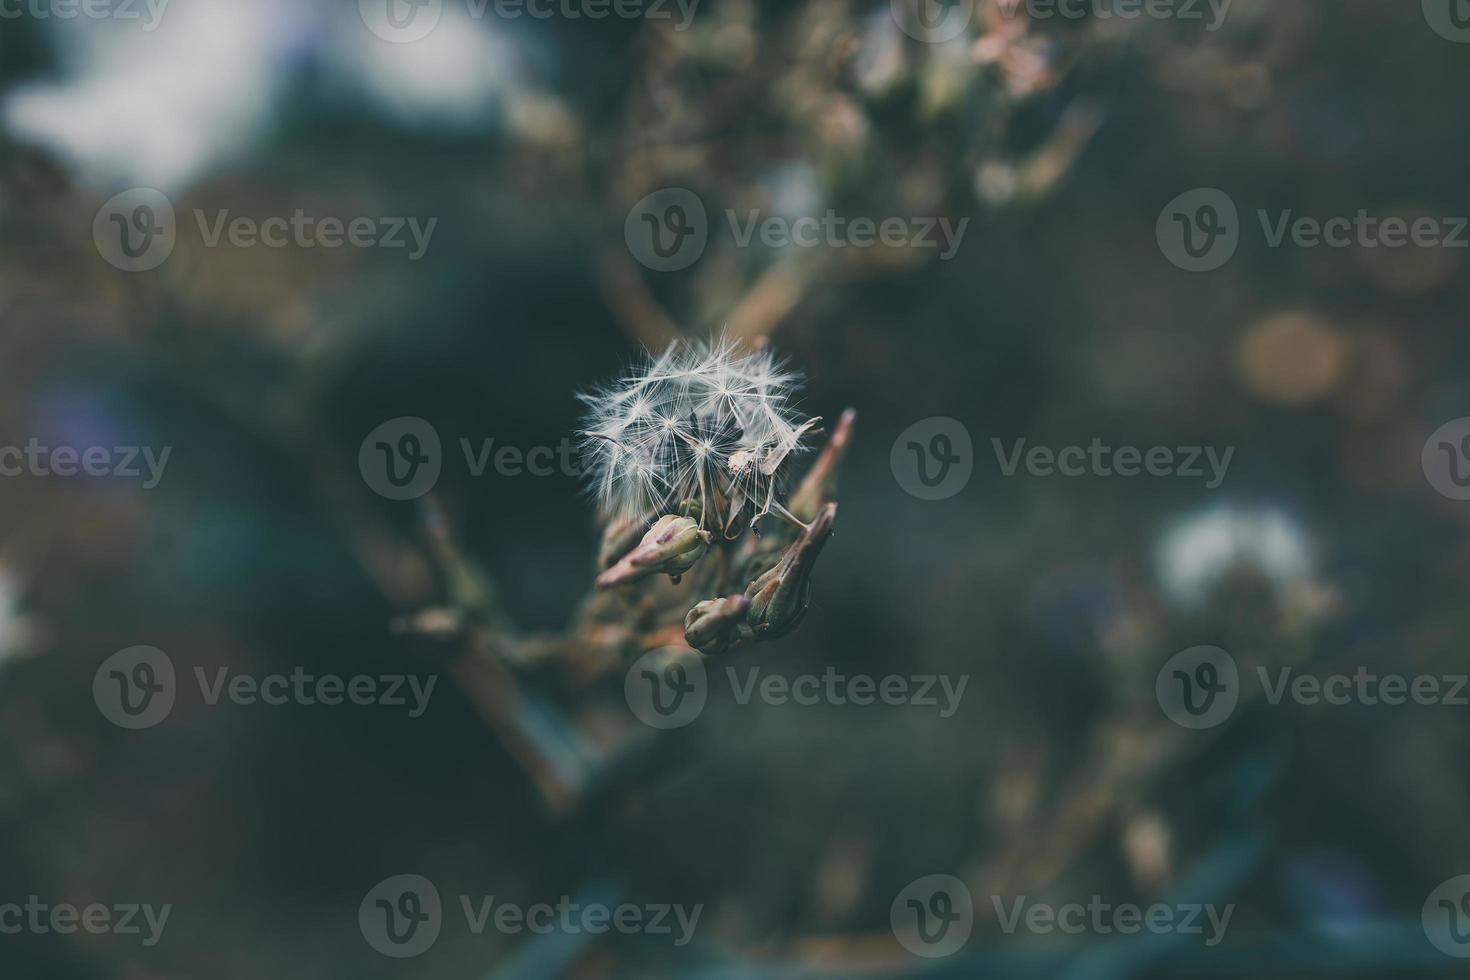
[578,337,819,535]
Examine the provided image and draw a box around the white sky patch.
[3,0,522,192]
[3,0,292,192]
[337,6,517,124]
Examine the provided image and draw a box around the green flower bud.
[596,515,712,589]
[684,595,751,654]
[745,503,836,639]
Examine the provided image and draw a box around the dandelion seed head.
[579,337,815,525]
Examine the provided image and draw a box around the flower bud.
[745,503,836,639]
[788,409,855,523]
[596,515,712,589]
[684,594,751,654]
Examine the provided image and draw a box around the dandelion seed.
[578,337,817,532]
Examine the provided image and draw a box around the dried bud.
[744,503,836,639]
[596,515,712,589]
[684,595,751,654]
[789,409,855,523]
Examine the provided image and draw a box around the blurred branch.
[597,249,682,351]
